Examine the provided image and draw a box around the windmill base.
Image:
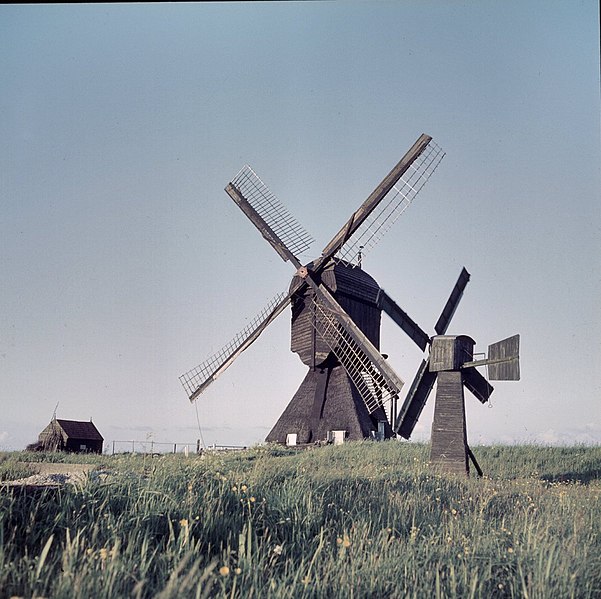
[266,365,393,444]
[430,371,471,475]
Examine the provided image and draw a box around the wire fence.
[107,440,247,455]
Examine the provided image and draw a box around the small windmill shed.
[38,418,104,454]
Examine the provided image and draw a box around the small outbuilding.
[37,418,104,454]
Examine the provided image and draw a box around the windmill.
[389,267,520,475]
[179,134,445,444]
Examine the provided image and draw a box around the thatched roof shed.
[37,418,104,454]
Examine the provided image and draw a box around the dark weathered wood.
[430,371,469,475]
[310,366,330,440]
[462,355,517,370]
[377,289,430,352]
[434,267,470,335]
[311,297,317,370]
[309,280,405,396]
[429,336,456,372]
[266,365,393,444]
[317,134,433,265]
[466,446,483,477]
[37,419,104,454]
[396,359,437,439]
[430,335,475,372]
[462,367,493,403]
[487,334,520,380]
[290,262,382,368]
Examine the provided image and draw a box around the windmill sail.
[179,292,290,401]
[310,294,403,413]
[226,165,314,265]
[332,138,445,265]
[395,359,438,439]
[487,334,520,380]
[435,267,471,335]
[462,367,494,403]
[377,288,430,352]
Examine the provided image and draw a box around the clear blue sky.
[1,2,599,451]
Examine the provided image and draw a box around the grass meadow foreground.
[0,442,600,598]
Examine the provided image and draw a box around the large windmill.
[390,267,521,475]
[180,134,445,444]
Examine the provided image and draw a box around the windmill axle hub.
[296,265,309,279]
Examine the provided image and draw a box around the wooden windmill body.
[267,261,393,444]
[180,134,445,443]
[429,335,479,475]
[392,268,521,475]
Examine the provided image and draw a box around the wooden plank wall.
[430,371,469,475]
[290,262,382,367]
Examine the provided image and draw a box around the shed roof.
[56,419,104,441]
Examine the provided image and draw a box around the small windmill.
[389,267,520,475]
[180,134,445,444]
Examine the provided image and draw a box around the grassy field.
[1,442,599,598]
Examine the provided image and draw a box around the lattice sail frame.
[335,141,445,265]
[231,165,315,258]
[311,298,400,414]
[179,292,288,400]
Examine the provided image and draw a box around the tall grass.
[1,442,599,598]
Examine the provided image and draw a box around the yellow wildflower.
[342,534,351,548]
[219,566,230,576]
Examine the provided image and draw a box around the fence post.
[173,443,177,454]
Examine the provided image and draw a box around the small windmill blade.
[434,267,471,335]
[395,359,438,439]
[310,289,404,413]
[322,135,445,266]
[487,334,520,380]
[226,165,314,266]
[462,367,494,403]
[179,292,290,402]
[377,288,430,352]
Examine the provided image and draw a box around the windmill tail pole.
[466,446,483,477]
